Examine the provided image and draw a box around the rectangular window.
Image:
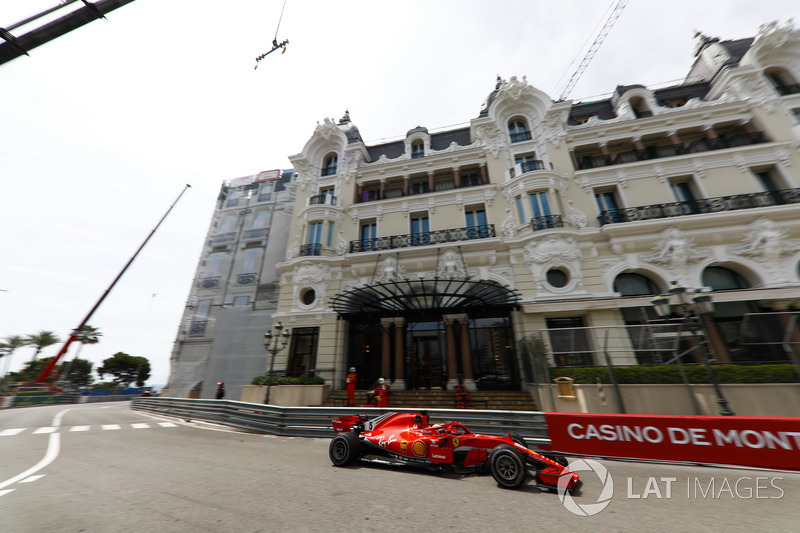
[669,179,699,215]
[190,300,212,335]
[286,327,319,377]
[233,296,249,307]
[529,191,551,216]
[308,222,323,244]
[465,207,487,240]
[360,221,377,251]
[516,196,525,224]
[327,222,334,247]
[594,189,620,224]
[258,182,273,202]
[242,249,258,273]
[545,317,594,367]
[410,215,430,246]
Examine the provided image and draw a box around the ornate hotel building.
[166,169,296,399]
[271,21,800,396]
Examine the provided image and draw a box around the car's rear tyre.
[490,446,527,489]
[329,432,361,466]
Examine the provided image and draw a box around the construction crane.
[0,0,137,66]
[557,0,628,101]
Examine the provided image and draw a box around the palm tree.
[26,330,61,362]
[59,325,102,382]
[1,335,26,379]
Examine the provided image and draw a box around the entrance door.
[411,334,443,389]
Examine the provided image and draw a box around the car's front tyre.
[490,446,527,489]
[329,432,361,466]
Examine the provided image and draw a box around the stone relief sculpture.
[375,256,406,283]
[730,218,800,282]
[566,201,589,229]
[640,227,705,285]
[437,249,468,279]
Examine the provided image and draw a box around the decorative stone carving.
[375,256,406,283]
[285,237,299,261]
[475,124,507,159]
[640,227,705,285]
[335,230,348,256]
[501,208,517,238]
[730,218,800,282]
[566,201,588,229]
[523,236,582,264]
[294,261,331,285]
[437,249,468,279]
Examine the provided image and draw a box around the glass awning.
[330,278,520,318]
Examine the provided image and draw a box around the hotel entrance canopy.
[330,278,520,318]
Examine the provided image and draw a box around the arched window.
[322,154,338,176]
[411,141,424,159]
[702,266,750,290]
[507,120,530,142]
[614,273,659,296]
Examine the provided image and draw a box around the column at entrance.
[380,319,392,380]
[444,313,473,390]
[393,318,406,390]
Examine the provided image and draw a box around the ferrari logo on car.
[453,437,459,448]
[400,440,408,452]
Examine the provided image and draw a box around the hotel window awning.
[330,278,520,318]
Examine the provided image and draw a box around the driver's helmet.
[349,367,356,373]
[378,378,385,384]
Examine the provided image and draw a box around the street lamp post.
[263,322,291,405]
[651,281,734,416]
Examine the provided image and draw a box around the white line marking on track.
[101,424,121,430]
[157,422,177,427]
[20,475,45,483]
[70,426,91,432]
[0,489,15,498]
[33,427,57,434]
[0,432,61,491]
[131,423,150,429]
[0,428,26,437]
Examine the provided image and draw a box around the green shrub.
[251,375,325,386]
[548,364,799,384]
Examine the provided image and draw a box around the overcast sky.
[1,0,798,387]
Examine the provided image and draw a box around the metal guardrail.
[131,397,552,443]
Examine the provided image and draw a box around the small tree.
[59,325,102,382]
[1,335,27,379]
[97,352,151,386]
[26,330,60,362]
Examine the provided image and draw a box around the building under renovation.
[166,169,295,400]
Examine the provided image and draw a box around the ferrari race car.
[329,411,580,491]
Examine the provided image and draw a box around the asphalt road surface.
[1,402,799,532]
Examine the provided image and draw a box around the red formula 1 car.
[330,411,580,491]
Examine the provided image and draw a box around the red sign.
[545,413,800,471]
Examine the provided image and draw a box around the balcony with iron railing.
[598,188,800,225]
[300,243,322,256]
[577,132,768,171]
[237,273,257,285]
[189,320,207,336]
[510,131,532,143]
[214,232,236,244]
[357,176,484,203]
[349,224,496,253]
[530,214,563,231]
[309,194,338,206]
[508,159,548,179]
[243,227,267,240]
[199,277,220,289]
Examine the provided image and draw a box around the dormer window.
[411,141,424,159]
[764,68,800,96]
[508,120,531,142]
[322,154,338,176]
[629,97,652,118]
